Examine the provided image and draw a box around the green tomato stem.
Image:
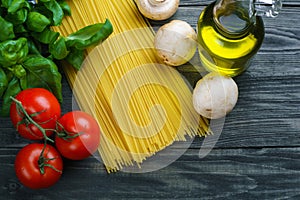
[10,96,62,175]
[10,97,54,143]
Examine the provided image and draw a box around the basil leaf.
[0,76,21,117]
[49,37,69,60]
[31,28,60,44]
[26,11,51,32]
[58,0,71,16]
[1,0,13,8]
[14,24,27,34]
[19,74,27,89]
[7,0,30,13]
[22,55,62,102]
[6,8,28,25]
[43,0,64,26]
[27,39,41,55]
[11,64,26,78]
[65,47,84,70]
[66,19,113,50]
[0,16,15,41]
[0,67,8,97]
[0,37,28,68]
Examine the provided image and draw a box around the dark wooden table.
[1,0,299,199]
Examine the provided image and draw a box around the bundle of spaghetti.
[53,0,211,172]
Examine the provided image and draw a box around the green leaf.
[49,37,69,60]
[26,11,51,32]
[14,24,27,34]
[58,0,71,16]
[0,76,21,117]
[19,74,27,89]
[0,16,15,41]
[10,64,26,78]
[1,0,13,8]
[31,28,60,44]
[65,47,84,70]
[0,67,8,97]
[43,0,64,26]
[6,8,28,25]
[66,19,113,50]
[7,0,30,13]
[27,39,41,55]
[0,37,28,68]
[22,55,62,102]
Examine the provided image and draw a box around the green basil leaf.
[27,39,41,55]
[43,0,64,26]
[0,67,8,97]
[0,16,15,41]
[31,28,60,44]
[7,0,30,13]
[49,37,69,60]
[65,47,84,70]
[14,24,27,34]
[58,0,71,16]
[22,55,62,102]
[66,19,113,50]
[6,8,28,25]
[26,11,51,32]
[1,0,13,8]
[0,37,28,67]
[19,74,27,89]
[10,64,26,78]
[0,76,21,117]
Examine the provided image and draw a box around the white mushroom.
[136,0,180,21]
[192,72,239,119]
[154,20,197,66]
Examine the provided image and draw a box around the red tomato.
[10,88,61,140]
[15,143,63,189]
[55,111,101,160]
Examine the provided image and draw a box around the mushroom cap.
[136,0,180,21]
[193,72,239,119]
[154,20,197,66]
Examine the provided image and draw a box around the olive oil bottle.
[197,0,282,77]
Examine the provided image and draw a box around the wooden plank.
[1,147,299,199]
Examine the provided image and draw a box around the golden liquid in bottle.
[197,2,265,77]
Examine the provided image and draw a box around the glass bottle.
[197,0,282,77]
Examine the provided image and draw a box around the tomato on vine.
[10,88,61,140]
[15,143,63,189]
[55,111,101,160]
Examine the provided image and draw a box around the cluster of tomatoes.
[10,88,101,189]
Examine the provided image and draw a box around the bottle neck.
[213,0,282,36]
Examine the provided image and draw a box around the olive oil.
[197,1,266,77]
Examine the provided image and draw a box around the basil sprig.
[0,0,113,116]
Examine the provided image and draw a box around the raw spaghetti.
[53,0,211,172]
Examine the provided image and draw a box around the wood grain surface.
[1,0,299,199]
